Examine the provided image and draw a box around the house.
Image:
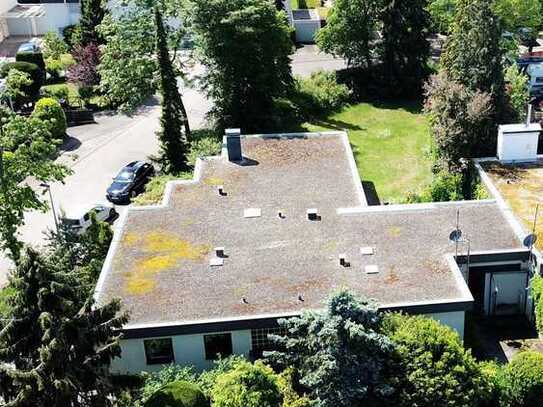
[95,130,535,374]
[1,1,80,38]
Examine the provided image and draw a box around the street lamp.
[39,183,59,235]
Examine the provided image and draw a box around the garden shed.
[497,123,542,162]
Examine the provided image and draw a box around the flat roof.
[96,133,523,329]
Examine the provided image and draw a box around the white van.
[60,203,117,235]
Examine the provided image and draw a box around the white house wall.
[111,330,252,374]
[111,310,465,375]
[6,3,80,37]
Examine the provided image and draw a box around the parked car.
[106,161,155,203]
[17,42,40,54]
[60,203,117,235]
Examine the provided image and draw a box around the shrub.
[532,274,543,335]
[502,351,543,407]
[45,54,75,81]
[197,356,247,398]
[188,131,222,166]
[144,381,209,407]
[210,360,283,407]
[63,24,83,50]
[132,173,192,206]
[383,313,493,407]
[43,31,69,59]
[41,85,70,103]
[16,51,45,72]
[141,365,198,403]
[0,61,44,100]
[32,97,67,140]
[67,43,101,87]
[293,70,351,117]
[4,69,33,107]
[405,171,463,203]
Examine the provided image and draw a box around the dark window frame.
[204,333,233,360]
[144,338,174,365]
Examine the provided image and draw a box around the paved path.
[291,44,347,77]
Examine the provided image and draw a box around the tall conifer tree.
[80,0,107,46]
[155,5,190,173]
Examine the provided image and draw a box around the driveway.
[291,44,347,77]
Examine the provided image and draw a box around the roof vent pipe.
[225,128,242,162]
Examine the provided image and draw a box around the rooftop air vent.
[244,208,262,218]
[215,247,225,258]
[365,265,379,274]
[225,128,242,162]
[307,208,320,221]
[339,254,350,267]
[217,185,227,196]
[360,247,374,255]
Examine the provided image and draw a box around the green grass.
[302,101,433,203]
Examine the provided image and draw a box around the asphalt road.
[0,46,344,286]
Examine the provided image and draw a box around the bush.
[41,85,70,103]
[63,24,83,50]
[32,97,67,140]
[43,31,69,59]
[197,356,247,398]
[1,61,44,100]
[502,351,543,407]
[405,170,463,203]
[132,173,192,206]
[67,43,101,87]
[293,70,351,117]
[532,274,543,335]
[210,360,283,407]
[383,313,493,407]
[16,52,45,72]
[144,381,209,407]
[188,131,222,166]
[45,54,75,81]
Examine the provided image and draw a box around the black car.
[106,161,154,203]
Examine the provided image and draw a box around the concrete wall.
[111,330,252,374]
[111,310,466,374]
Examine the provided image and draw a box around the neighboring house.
[95,130,535,374]
[1,0,80,38]
[0,0,17,43]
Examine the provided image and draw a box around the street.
[0,46,344,286]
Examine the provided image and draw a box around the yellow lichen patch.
[389,226,402,238]
[123,232,141,247]
[123,231,211,295]
[204,177,224,186]
[144,232,210,260]
[126,274,156,295]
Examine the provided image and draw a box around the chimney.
[217,185,226,196]
[225,128,242,162]
[339,254,349,267]
[215,247,225,258]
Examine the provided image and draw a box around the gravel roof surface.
[97,134,523,327]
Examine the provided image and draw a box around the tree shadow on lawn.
[310,117,365,132]
[361,98,424,115]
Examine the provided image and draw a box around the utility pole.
[40,183,59,235]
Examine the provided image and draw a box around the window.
[204,333,233,360]
[251,327,287,353]
[144,338,174,365]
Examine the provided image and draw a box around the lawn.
[290,0,329,18]
[302,102,433,203]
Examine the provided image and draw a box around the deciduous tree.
[186,0,294,132]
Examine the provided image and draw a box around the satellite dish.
[449,229,462,242]
[524,233,538,248]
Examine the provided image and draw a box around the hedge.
[503,351,543,407]
[32,97,67,140]
[16,51,46,72]
[144,381,209,407]
[532,274,543,335]
[0,61,44,99]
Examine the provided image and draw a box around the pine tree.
[79,0,107,46]
[155,5,190,173]
[440,0,505,155]
[0,248,128,406]
[380,0,431,95]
